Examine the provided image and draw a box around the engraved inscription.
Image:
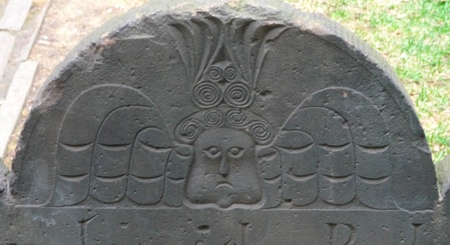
[79,215,97,245]
[240,222,251,245]
[327,223,356,245]
[412,223,423,245]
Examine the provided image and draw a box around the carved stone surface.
[1,0,449,244]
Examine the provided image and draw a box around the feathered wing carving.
[267,87,397,209]
[51,85,175,206]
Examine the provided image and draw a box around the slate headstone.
[1,0,449,244]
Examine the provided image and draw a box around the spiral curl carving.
[224,82,252,108]
[249,121,271,142]
[226,109,247,126]
[179,119,202,141]
[193,82,222,108]
[204,109,223,127]
[224,66,238,81]
[207,66,223,82]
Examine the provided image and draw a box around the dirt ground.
[3,0,147,167]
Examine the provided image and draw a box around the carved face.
[187,128,262,208]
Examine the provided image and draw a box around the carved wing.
[263,87,396,209]
[51,84,182,206]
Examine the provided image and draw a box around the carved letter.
[327,223,356,245]
[412,223,423,245]
[79,215,97,245]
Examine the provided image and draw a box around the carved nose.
[219,156,230,177]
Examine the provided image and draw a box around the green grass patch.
[286,0,450,162]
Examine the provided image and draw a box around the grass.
[286,0,450,162]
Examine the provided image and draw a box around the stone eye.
[204,146,221,158]
[228,147,244,158]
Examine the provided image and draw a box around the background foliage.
[287,0,450,162]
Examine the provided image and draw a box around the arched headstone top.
[11,0,437,211]
[2,1,447,243]
[38,0,423,136]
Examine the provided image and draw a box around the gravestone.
[1,0,449,244]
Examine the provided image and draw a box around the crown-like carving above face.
[175,106,273,145]
[193,60,253,109]
[164,18,290,208]
[169,17,287,145]
[168,17,287,106]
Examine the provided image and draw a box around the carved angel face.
[186,128,262,208]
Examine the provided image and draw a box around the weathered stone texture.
[0,0,448,244]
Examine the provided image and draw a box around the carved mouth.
[215,181,235,190]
